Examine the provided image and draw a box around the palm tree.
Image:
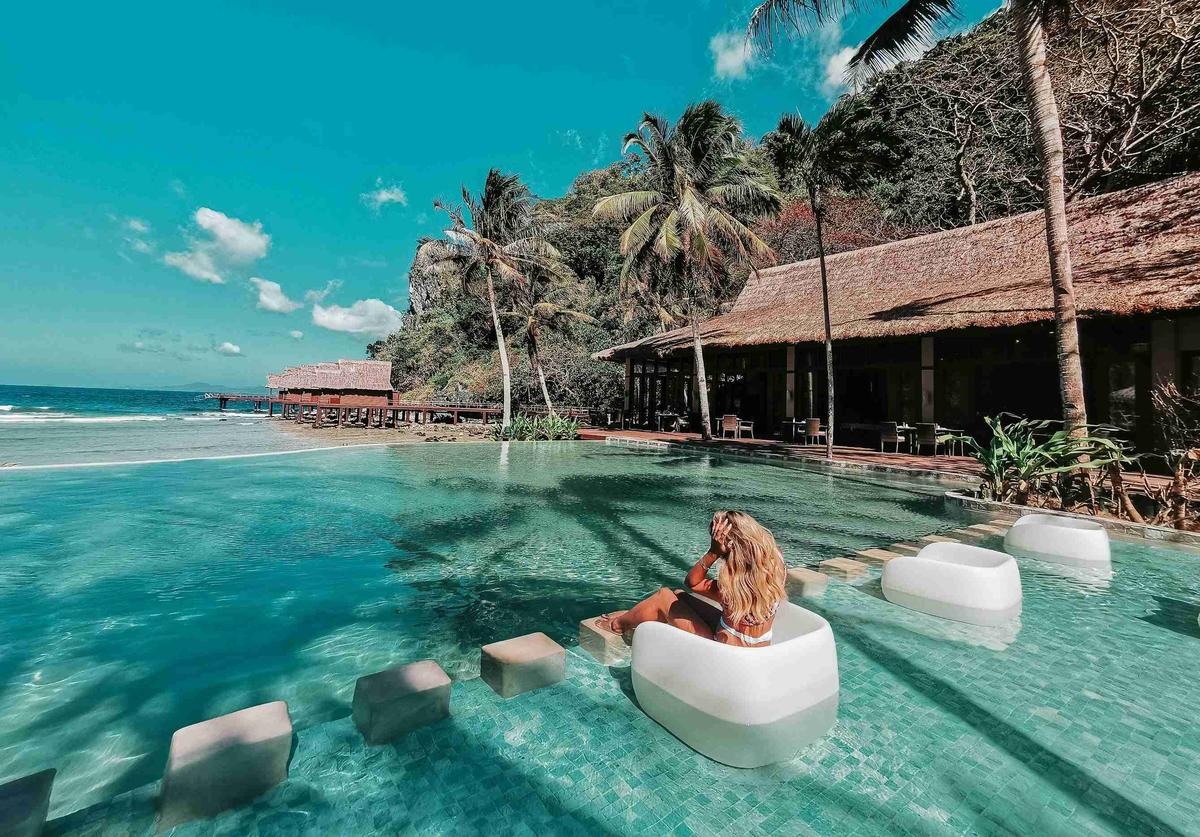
[506,269,597,414]
[763,101,888,459]
[417,169,565,428]
[594,101,781,439]
[748,0,1088,432]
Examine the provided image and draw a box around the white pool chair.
[881,542,1022,626]
[1004,513,1112,570]
[630,601,839,768]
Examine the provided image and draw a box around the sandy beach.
[271,415,494,446]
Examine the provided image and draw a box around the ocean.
[0,384,315,467]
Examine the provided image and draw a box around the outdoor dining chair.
[720,415,740,438]
[805,418,827,446]
[914,423,957,456]
[880,421,907,453]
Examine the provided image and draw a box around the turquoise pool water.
[3,443,1198,835]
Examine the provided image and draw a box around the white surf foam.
[0,415,168,425]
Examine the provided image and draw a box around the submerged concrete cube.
[353,659,451,744]
[579,617,630,665]
[819,557,870,580]
[0,768,55,837]
[856,548,901,566]
[786,567,828,598]
[888,542,923,556]
[158,701,292,832]
[481,632,565,698]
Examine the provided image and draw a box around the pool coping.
[943,490,1200,547]
[600,434,976,490]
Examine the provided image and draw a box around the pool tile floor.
[49,535,1200,836]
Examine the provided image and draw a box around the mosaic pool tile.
[45,531,1200,836]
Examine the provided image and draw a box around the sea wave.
[0,415,169,425]
[0,406,11,411]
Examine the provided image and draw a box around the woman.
[598,511,787,647]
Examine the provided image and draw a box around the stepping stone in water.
[786,566,828,597]
[969,523,1008,535]
[855,548,901,566]
[579,617,630,666]
[481,632,566,698]
[0,768,55,837]
[920,534,961,545]
[888,543,923,556]
[818,557,870,580]
[353,659,451,745]
[158,701,292,832]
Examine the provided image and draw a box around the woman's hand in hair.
[710,515,733,556]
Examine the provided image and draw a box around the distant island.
[152,382,270,394]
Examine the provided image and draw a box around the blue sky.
[0,0,999,389]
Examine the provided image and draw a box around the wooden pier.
[207,393,595,429]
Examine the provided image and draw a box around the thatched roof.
[596,174,1200,361]
[266,359,392,392]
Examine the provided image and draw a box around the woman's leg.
[604,588,714,638]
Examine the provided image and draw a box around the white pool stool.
[631,601,839,768]
[1004,513,1112,570]
[881,542,1022,626]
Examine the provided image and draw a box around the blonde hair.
[714,511,787,625]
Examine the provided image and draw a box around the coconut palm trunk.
[485,270,512,428]
[691,311,713,441]
[809,183,835,461]
[1010,0,1088,433]
[528,326,555,414]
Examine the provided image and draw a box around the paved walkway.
[579,428,983,481]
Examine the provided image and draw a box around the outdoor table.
[782,418,806,441]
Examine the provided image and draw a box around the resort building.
[597,174,1200,450]
[267,359,394,402]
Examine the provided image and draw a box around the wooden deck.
[579,428,983,481]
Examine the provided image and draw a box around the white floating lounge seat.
[631,601,839,768]
[1004,513,1112,570]
[881,542,1022,626]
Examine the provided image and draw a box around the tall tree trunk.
[691,306,713,441]
[529,330,554,415]
[486,271,512,428]
[1011,0,1089,433]
[810,183,835,461]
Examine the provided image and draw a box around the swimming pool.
[3,443,1198,834]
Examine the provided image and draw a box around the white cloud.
[312,298,404,338]
[163,207,270,284]
[823,45,859,94]
[126,217,151,234]
[360,177,408,211]
[249,277,302,313]
[215,341,243,356]
[710,31,755,80]
[194,208,270,262]
[289,330,304,340]
[164,248,223,283]
[129,238,154,254]
[170,179,187,198]
[304,279,343,304]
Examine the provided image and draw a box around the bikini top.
[718,602,779,646]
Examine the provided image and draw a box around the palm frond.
[848,0,958,81]
[618,205,662,257]
[592,190,663,222]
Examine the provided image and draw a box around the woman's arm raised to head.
[686,549,720,593]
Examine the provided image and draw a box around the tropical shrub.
[961,414,1130,507]
[489,414,580,442]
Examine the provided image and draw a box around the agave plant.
[961,413,1130,506]
[489,414,580,442]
